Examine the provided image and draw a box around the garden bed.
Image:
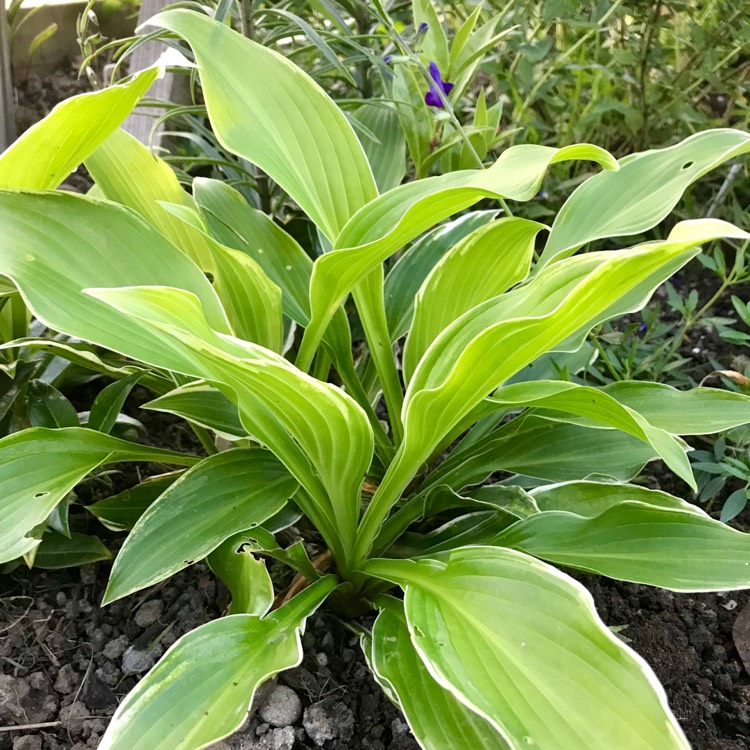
[2,561,749,749]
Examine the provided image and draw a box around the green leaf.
[385,210,498,341]
[300,143,617,365]
[144,382,246,439]
[87,285,372,571]
[424,416,657,488]
[494,500,750,592]
[486,380,694,488]
[88,373,142,434]
[358,220,745,561]
[368,597,506,749]
[87,472,182,530]
[0,190,231,373]
[208,535,274,616]
[541,129,750,265]
[0,427,197,564]
[403,218,546,381]
[353,104,406,192]
[146,9,378,240]
[602,381,750,435]
[0,69,157,189]
[27,380,80,428]
[99,576,336,750]
[192,178,361,393]
[87,129,282,350]
[366,547,689,750]
[105,448,297,603]
[530,480,703,517]
[34,531,111,569]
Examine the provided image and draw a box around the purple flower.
[417,21,429,34]
[424,61,454,108]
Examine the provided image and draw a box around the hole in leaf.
[682,161,694,170]
[34,492,48,498]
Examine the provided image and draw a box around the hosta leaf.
[494,500,750,592]
[0,428,197,564]
[87,129,282,350]
[353,104,406,193]
[358,221,745,558]
[34,531,112,569]
[192,178,352,364]
[0,190,230,372]
[423,416,656,489]
[87,472,182,530]
[367,597,506,749]
[299,143,617,364]
[486,380,694,488]
[541,128,750,265]
[366,547,689,750]
[208,535,275,616]
[144,382,246,439]
[27,380,80,428]
[0,68,157,189]
[602,381,750,435]
[87,286,372,569]
[403,218,546,380]
[385,210,498,341]
[146,9,378,240]
[0,187,369,566]
[105,448,297,603]
[99,576,336,750]
[530,481,702,517]
[88,372,142,434]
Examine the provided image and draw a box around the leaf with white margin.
[0,428,198,564]
[105,448,297,603]
[484,380,694,488]
[540,128,750,265]
[0,69,157,189]
[99,576,336,750]
[367,597,507,750]
[356,220,746,562]
[0,190,231,372]
[529,480,704,517]
[86,285,372,570]
[493,500,750,592]
[87,128,283,350]
[145,9,378,241]
[403,218,546,381]
[144,382,246,439]
[298,143,617,365]
[602,381,750,435]
[366,547,689,750]
[385,210,498,341]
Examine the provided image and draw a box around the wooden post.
[0,0,15,150]
[122,0,186,147]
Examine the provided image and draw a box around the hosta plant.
[4,9,750,750]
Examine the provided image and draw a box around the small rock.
[122,645,159,675]
[134,600,164,628]
[12,737,42,750]
[0,674,58,724]
[80,565,97,585]
[238,727,295,750]
[54,664,79,695]
[103,635,129,661]
[60,701,89,737]
[83,671,116,711]
[258,685,302,727]
[315,652,328,667]
[303,701,354,746]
